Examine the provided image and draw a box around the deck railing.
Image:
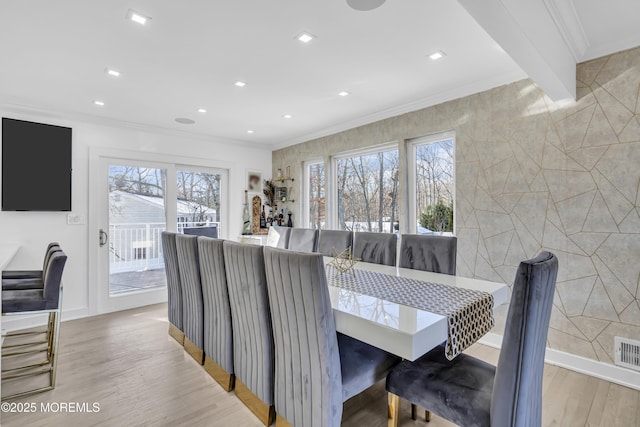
[109,221,220,273]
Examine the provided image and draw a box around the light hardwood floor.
[2,304,639,427]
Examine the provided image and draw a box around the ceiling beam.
[457,0,576,101]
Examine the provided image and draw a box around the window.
[333,145,399,233]
[176,169,222,236]
[304,161,325,229]
[134,248,147,260]
[409,132,455,234]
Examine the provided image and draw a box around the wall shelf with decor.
[274,177,294,184]
[275,167,295,185]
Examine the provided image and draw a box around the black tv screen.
[2,118,72,211]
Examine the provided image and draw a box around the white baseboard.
[1,307,89,332]
[479,333,640,391]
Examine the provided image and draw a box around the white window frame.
[330,142,399,231]
[407,130,456,234]
[302,159,325,229]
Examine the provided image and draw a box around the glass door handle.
[99,229,108,247]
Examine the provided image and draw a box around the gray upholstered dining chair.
[317,230,353,257]
[386,251,559,427]
[223,241,275,426]
[2,243,61,290]
[399,233,458,420]
[287,228,319,252]
[183,225,219,238]
[2,250,67,400]
[399,234,457,275]
[161,232,184,345]
[176,234,204,364]
[353,231,397,266]
[197,237,234,392]
[266,226,291,249]
[263,247,401,427]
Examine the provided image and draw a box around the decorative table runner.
[326,265,494,360]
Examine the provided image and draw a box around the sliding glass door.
[95,155,227,314]
[107,164,168,296]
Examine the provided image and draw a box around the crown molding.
[271,68,528,151]
[543,0,590,61]
[0,99,269,151]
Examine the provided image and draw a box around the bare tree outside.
[109,166,165,197]
[176,170,221,224]
[415,139,454,232]
[336,149,399,233]
[308,162,325,229]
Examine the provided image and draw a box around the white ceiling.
[571,0,640,61]
[0,0,638,149]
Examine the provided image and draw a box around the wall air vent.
[615,336,640,371]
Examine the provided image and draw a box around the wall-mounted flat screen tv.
[2,117,72,211]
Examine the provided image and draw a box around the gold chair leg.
[50,310,61,389]
[168,323,185,346]
[388,392,400,427]
[203,356,235,392]
[46,312,55,361]
[275,413,293,427]
[410,403,431,423]
[235,378,275,426]
[2,307,61,401]
[183,337,204,365]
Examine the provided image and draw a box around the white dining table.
[324,257,508,361]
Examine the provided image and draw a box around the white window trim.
[330,141,399,231]
[407,130,456,235]
[302,159,324,229]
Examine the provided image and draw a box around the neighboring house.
[108,190,217,272]
[109,190,217,225]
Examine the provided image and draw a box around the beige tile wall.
[272,46,640,365]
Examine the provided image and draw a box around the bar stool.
[1,250,67,400]
[2,243,61,290]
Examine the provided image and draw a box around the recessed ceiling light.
[175,118,195,125]
[282,114,293,119]
[93,100,105,106]
[296,31,316,43]
[247,130,254,134]
[197,108,207,113]
[234,81,247,87]
[428,50,446,60]
[126,9,151,25]
[105,68,121,77]
[338,91,351,97]
[347,0,386,11]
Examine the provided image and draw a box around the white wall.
[0,107,271,324]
